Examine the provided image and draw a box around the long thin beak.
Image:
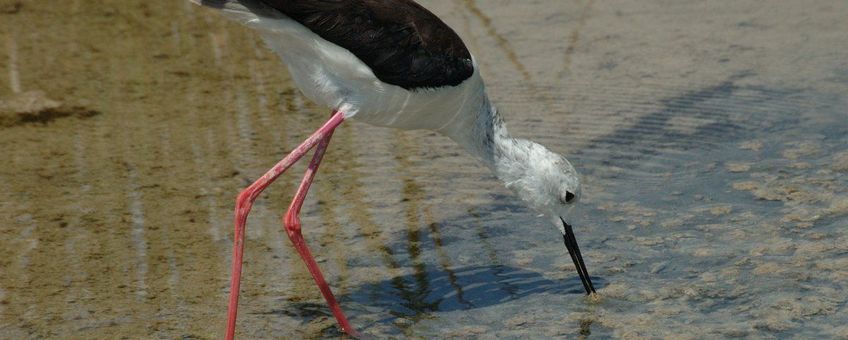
[560,217,596,295]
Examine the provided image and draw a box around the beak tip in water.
[560,217,596,295]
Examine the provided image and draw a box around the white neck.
[438,88,581,216]
[438,97,525,182]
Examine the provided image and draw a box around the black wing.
[261,0,474,89]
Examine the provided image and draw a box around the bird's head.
[496,139,581,221]
[495,139,595,295]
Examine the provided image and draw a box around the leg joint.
[283,209,300,233]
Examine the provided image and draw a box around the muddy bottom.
[1,0,847,338]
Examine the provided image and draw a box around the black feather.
[260,0,474,89]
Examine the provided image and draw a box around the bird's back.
[192,0,488,132]
[195,0,473,90]
[263,0,473,89]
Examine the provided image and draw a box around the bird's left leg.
[282,110,360,337]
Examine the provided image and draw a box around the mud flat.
[1,0,846,338]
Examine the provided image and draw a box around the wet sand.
[1,0,847,338]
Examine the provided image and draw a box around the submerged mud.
[1,0,847,338]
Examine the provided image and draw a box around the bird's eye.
[561,191,576,204]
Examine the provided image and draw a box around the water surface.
[1,0,847,338]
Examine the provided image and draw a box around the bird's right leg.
[226,110,345,340]
[281,110,360,337]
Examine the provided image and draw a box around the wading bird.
[190,0,596,338]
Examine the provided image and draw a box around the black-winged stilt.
[190,0,596,338]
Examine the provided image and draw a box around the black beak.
[560,217,596,295]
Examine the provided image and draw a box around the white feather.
[190,0,582,230]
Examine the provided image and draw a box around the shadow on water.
[575,73,808,179]
[248,265,606,330]
[350,265,604,318]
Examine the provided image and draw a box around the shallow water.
[1,0,847,338]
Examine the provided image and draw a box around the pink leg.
[283,116,361,337]
[226,111,346,340]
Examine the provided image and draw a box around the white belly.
[246,15,486,131]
